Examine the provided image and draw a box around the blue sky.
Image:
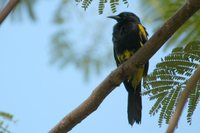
[0,0,199,133]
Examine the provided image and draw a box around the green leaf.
[187,82,200,124]
[82,0,93,10]
[0,112,13,121]
[143,41,200,126]
[0,111,14,133]
[75,0,129,14]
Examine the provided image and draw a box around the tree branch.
[166,65,200,133]
[0,0,19,24]
[49,0,200,132]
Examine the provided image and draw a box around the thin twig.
[166,65,200,133]
[49,0,200,132]
[0,0,19,24]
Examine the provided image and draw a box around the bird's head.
[108,12,140,23]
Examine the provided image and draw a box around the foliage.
[50,29,113,79]
[51,1,113,79]
[143,41,200,126]
[0,112,13,133]
[3,0,200,127]
[75,0,129,14]
[2,0,192,75]
[2,0,113,79]
[75,0,200,49]
[140,0,200,49]
[0,0,37,21]
[4,0,200,78]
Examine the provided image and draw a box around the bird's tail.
[127,83,142,125]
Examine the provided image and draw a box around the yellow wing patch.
[117,50,135,82]
[138,24,147,44]
[117,50,134,63]
[117,49,145,89]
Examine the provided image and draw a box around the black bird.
[108,12,149,125]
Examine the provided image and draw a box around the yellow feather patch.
[117,50,134,81]
[117,49,145,89]
[117,50,134,63]
[138,24,147,43]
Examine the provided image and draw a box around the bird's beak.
[107,15,120,21]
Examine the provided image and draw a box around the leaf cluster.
[143,41,200,126]
[75,0,129,14]
[50,30,113,80]
[140,0,200,49]
[0,112,13,133]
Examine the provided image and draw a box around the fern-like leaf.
[143,41,200,126]
[82,0,93,10]
[149,92,167,116]
[0,112,13,133]
[98,0,107,14]
[187,82,200,124]
[109,0,118,13]
[76,0,129,14]
[122,0,129,5]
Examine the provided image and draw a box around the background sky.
[0,0,199,133]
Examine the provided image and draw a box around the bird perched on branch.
[108,12,149,125]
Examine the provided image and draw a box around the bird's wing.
[137,24,149,77]
[138,24,148,44]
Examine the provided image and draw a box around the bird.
[108,12,149,126]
